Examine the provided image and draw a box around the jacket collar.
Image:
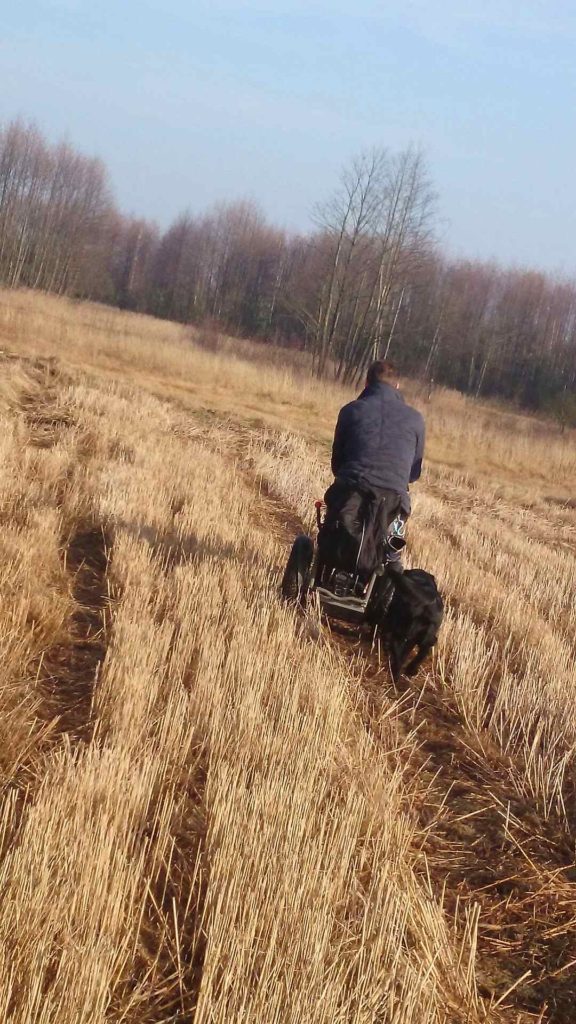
[359,381,404,402]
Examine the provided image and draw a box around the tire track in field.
[14,355,113,745]
[7,362,208,1023]
[339,630,576,1022]
[40,523,110,739]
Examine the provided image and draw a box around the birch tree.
[298,147,435,380]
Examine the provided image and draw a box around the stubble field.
[0,288,575,1023]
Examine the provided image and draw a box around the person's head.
[366,359,399,389]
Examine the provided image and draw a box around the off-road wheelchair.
[281,496,407,628]
[282,495,444,679]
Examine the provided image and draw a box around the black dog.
[382,569,444,682]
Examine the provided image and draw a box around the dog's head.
[390,569,443,625]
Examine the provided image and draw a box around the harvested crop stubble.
[0,367,488,1023]
[1,288,576,1020]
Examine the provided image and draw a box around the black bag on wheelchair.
[319,481,402,577]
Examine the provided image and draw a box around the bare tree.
[294,147,435,380]
[0,121,114,299]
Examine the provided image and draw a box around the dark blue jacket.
[331,382,425,510]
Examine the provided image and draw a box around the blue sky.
[1,0,575,272]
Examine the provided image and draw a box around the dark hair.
[366,359,396,386]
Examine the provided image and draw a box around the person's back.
[331,360,425,513]
[320,360,425,576]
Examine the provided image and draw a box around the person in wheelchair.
[320,359,425,581]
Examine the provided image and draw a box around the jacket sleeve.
[409,417,425,482]
[331,409,346,476]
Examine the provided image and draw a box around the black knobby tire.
[366,572,396,627]
[281,535,314,606]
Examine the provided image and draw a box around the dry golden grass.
[0,286,575,1022]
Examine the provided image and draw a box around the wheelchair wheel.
[281,535,314,607]
[366,572,396,627]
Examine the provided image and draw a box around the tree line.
[1,118,575,412]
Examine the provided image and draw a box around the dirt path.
[41,524,110,739]
[18,358,112,743]
[346,636,576,1021]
